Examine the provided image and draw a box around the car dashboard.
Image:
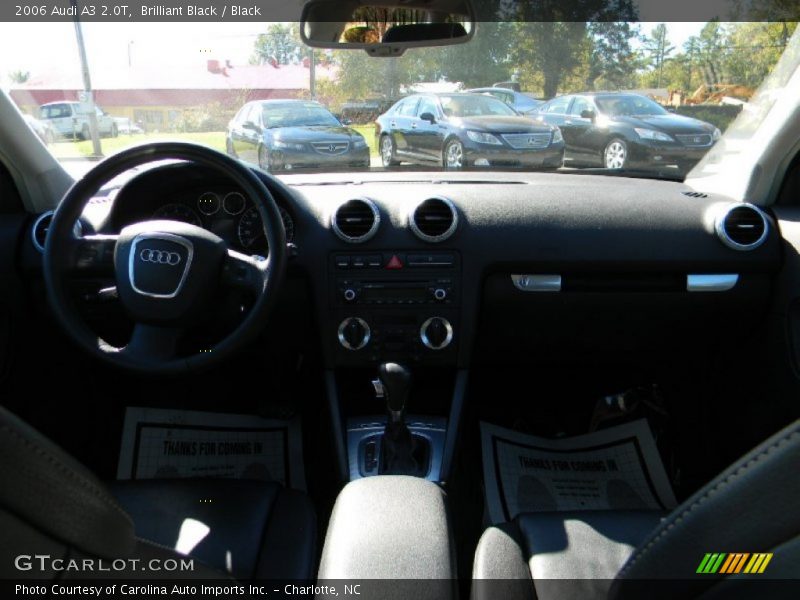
[23,163,781,374]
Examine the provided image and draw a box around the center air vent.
[410,197,458,243]
[715,203,768,251]
[682,190,708,198]
[331,198,380,243]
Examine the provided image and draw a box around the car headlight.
[634,128,673,142]
[712,127,722,141]
[551,128,563,144]
[273,140,305,151]
[466,131,502,145]
[352,137,368,147]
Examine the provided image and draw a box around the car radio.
[329,251,461,365]
[335,279,455,306]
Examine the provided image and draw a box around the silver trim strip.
[511,274,562,292]
[337,317,371,350]
[714,203,769,251]
[686,274,739,292]
[409,196,458,243]
[331,198,381,243]
[128,232,194,299]
[420,317,454,350]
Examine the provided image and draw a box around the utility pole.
[309,48,316,100]
[70,0,102,157]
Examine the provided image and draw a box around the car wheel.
[80,124,90,141]
[258,145,270,171]
[444,139,465,169]
[380,135,399,167]
[604,138,627,169]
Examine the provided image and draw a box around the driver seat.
[0,406,316,580]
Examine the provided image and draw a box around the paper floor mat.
[481,419,676,523]
[117,407,306,490]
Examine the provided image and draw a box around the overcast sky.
[0,21,706,87]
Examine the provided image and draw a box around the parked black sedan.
[375,93,564,169]
[532,92,721,172]
[226,100,370,171]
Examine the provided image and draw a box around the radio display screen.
[362,286,427,302]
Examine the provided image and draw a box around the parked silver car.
[39,101,118,140]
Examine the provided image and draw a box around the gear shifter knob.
[378,362,411,419]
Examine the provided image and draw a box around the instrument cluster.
[150,189,294,255]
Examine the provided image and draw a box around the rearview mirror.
[419,112,436,123]
[301,1,475,56]
[580,109,596,120]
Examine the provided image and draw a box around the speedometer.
[152,203,202,227]
[237,206,294,251]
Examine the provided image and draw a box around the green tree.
[8,70,30,84]
[642,24,675,88]
[250,24,304,65]
[586,21,641,90]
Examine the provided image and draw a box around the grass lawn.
[49,131,227,160]
[49,127,380,161]
[351,124,378,157]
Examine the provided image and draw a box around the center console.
[323,251,465,486]
[330,250,460,366]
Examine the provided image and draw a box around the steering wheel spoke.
[68,234,118,273]
[122,323,182,363]
[222,249,270,294]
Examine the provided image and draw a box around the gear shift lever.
[375,362,424,475]
[379,362,411,424]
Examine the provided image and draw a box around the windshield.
[595,95,668,117]
[1,19,797,180]
[263,105,340,128]
[440,94,518,117]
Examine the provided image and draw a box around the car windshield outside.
[1,19,797,179]
[263,104,341,128]
[439,94,518,117]
[594,95,668,117]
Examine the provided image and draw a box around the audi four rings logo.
[139,248,182,265]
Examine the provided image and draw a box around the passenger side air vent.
[331,198,380,243]
[410,197,458,243]
[715,203,768,251]
[682,190,708,198]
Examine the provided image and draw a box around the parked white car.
[39,101,118,140]
[114,117,144,135]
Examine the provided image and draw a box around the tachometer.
[152,203,202,226]
[237,206,294,251]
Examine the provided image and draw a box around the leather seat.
[0,406,316,580]
[473,419,800,600]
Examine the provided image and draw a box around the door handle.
[390,121,397,127]
[411,123,418,129]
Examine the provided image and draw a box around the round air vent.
[331,198,380,243]
[32,211,83,252]
[715,203,768,251]
[409,197,458,243]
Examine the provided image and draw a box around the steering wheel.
[43,142,287,374]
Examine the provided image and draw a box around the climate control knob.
[420,317,453,350]
[338,317,370,351]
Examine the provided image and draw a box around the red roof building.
[11,60,337,131]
